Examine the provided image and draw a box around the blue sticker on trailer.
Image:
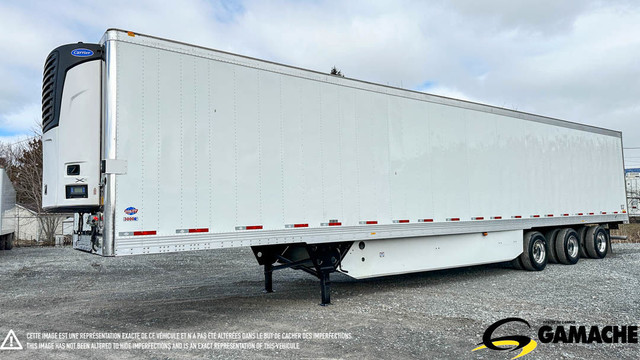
[71,48,94,57]
[124,207,138,215]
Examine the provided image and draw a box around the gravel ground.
[0,243,638,359]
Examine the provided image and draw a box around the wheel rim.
[567,235,579,258]
[596,232,607,253]
[533,240,546,264]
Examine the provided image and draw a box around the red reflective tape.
[397,219,409,223]
[133,231,156,236]
[601,212,607,214]
[473,217,484,220]
[613,211,619,214]
[562,214,569,216]
[449,218,460,221]
[188,228,208,233]
[532,215,540,218]
[492,216,502,219]
[577,213,584,215]
[514,216,522,219]
[420,219,434,222]
[294,223,308,228]
[328,222,342,226]
[246,225,263,230]
[588,213,594,215]
[365,221,377,225]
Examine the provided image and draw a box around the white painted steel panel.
[99,30,626,257]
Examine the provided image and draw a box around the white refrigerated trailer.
[42,29,628,304]
[0,168,16,250]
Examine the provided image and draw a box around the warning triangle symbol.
[0,329,23,350]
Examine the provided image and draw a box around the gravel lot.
[0,243,638,359]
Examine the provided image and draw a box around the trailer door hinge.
[101,159,127,174]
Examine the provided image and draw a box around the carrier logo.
[124,207,138,215]
[472,318,537,359]
[71,48,94,57]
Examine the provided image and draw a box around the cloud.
[0,103,41,136]
[0,0,638,160]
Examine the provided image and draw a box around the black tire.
[577,226,589,258]
[585,226,608,259]
[520,231,547,271]
[511,256,524,270]
[544,228,561,264]
[555,228,580,265]
[0,235,6,251]
[5,234,13,250]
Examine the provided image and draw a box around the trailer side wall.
[103,32,626,256]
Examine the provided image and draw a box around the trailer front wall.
[106,32,626,255]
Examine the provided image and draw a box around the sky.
[1,0,639,166]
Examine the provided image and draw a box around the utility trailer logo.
[71,48,94,57]
[472,318,639,359]
[123,207,138,221]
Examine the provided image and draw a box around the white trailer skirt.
[340,230,522,279]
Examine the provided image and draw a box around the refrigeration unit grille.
[42,51,58,133]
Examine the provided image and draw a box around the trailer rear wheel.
[0,235,5,251]
[577,226,589,258]
[544,228,561,264]
[585,226,608,259]
[520,231,547,271]
[555,228,580,265]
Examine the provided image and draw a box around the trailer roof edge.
[103,28,622,139]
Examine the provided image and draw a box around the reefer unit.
[42,29,628,304]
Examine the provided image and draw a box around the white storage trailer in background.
[0,168,16,250]
[42,29,628,304]
[626,171,640,217]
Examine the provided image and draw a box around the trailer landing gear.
[264,262,274,293]
[251,242,352,305]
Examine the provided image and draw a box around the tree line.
[1,135,62,244]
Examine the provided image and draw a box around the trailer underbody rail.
[251,242,353,305]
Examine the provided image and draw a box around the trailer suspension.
[251,242,352,305]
